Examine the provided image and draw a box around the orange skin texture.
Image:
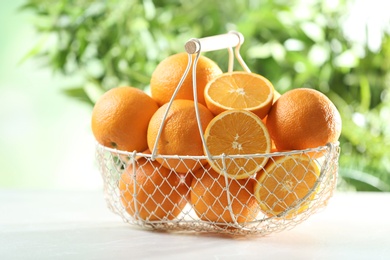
[191,167,260,224]
[147,99,214,173]
[150,53,223,106]
[119,157,189,221]
[266,88,342,151]
[91,86,159,152]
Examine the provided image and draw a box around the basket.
[95,32,340,236]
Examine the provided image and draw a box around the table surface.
[1,189,389,260]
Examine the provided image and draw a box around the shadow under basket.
[95,142,340,236]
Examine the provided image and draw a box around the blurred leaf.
[18,36,48,65]
[359,75,371,111]
[340,168,390,192]
[62,86,94,106]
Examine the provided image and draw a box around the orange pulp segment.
[254,154,321,217]
[204,71,274,119]
[204,110,271,179]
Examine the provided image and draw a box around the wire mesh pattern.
[96,142,339,236]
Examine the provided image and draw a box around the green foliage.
[21,0,390,191]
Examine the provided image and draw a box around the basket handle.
[185,31,250,73]
[151,31,249,162]
[185,31,244,54]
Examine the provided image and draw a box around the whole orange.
[119,157,188,221]
[150,52,223,106]
[191,167,260,224]
[91,86,159,152]
[147,99,214,173]
[266,88,342,151]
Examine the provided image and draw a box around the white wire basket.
[95,32,340,236]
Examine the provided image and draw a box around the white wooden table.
[1,189,389,259]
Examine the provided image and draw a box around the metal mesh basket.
[96,143,339,236]
[95,32,340,236]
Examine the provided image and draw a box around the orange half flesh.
[254,154,321,217]
[204,71,274,119]
[204,110,271,179]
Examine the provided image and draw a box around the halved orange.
[253,154,321,217]
[203,110,271,179]
[204,71,274,119]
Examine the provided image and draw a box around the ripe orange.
[119,157,189,221]
[91,86,159,152]
[147,99,214,173]
[203,110,271,179]
[266,88,342,152]
[191,167,259,224]
[150,52,223,106]
[204,71,274,119]
[254,154,320,217]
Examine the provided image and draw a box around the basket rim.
[95,141,339,160]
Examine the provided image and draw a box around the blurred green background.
[0,0,98,190]
[1,0,389,191]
